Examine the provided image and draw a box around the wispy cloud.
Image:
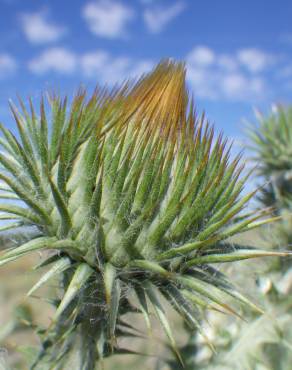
[24,42,291,102]
[221,73,265,100]
[237,48,275,73]
[28,48,153,82]
[81,50,153,83]
[28,48,77,74]
[187,46,215,66]
[143,1,185,33]
[217,55,238,71]
[82,0,135,39]
[0,54,17,77]
[20,10,66,44]
[187,46,269,101]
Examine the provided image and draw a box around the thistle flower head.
[0,61,288,368]
[248,105,292,209]
[248,105,292,174]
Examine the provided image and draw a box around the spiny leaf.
[176,275,242,319]
[185,248,291,266]
[187,266,264,314]
[134,286,152,334]
[49,177,72,236]
[53,263,94,321]
[27,257,72,297]
[0,173,50,224]
[161,283,215,352]
[145,282,184,366]
[0,237,75,267]
[156,235,219,261]
[129,260,170,277]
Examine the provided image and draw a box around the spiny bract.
[248,105,292,246]
[0,61,288,369]
[248,105,292,176]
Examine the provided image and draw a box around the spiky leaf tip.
[0,60,290,369]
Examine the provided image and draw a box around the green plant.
[247,105,292,229]
[195,105,292,370]
[191,275,292,370]
[0,61,288,369]
[247,105,292,277]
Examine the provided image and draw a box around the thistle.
[199,104,292,370]
[0,61,288,369]
[248,105,292,213]
[248,105,292,250]
[247,105,292,369]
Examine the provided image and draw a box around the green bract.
[248,105,292,243]
[248,105,292,174]
[248,106,292,209]
[198,105,292,370]
[0,62,288,369]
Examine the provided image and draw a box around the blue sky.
[0,0,292,142]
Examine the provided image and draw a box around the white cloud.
[28,48,77,75]
[81,52,129,83]
[144,1,185,33]
[130,60,155,79]
[20,11,66,44]
[82,1,135,39]
[81,51,108,76]
[237,48,274,73]
[0,54,17,77]
[28,48,154,82]
[26,43,278,103]
[217,54,238,71]
[187,66,267,102]
[187,68,218,100]
[187,46,215,67]
[221,73,265,100]
[186,45,268,101]
[81,50,153,83]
